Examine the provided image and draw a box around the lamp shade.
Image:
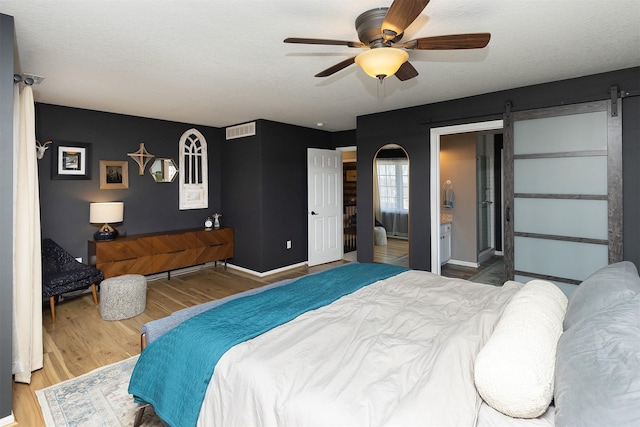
[355,48,409,80]
[90,202,124,224]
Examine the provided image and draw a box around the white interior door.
[308,148,343,266]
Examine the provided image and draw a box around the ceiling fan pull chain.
[377,79,386,102]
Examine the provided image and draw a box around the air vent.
[226,122,256,140]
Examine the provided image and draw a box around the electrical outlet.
[286,240,292,249]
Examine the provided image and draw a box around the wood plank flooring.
[11,261,348,427]
[370,238,501,281]
[373,237,409,266]
[441,255,504,281]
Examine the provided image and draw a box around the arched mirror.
[150,158,178,183]
[373,144,409,267]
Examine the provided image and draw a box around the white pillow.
[474,280,568,418]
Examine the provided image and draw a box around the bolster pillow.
[474,280,568,418]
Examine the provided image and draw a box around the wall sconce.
[90,202,124,241]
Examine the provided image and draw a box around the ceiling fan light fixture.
[355,48,409,80]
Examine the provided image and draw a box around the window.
[376,159,409,213]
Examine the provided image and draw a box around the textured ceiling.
[2,0,639,131]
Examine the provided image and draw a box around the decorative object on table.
[179,128,208,210]
[51,141,92,180]
[127,142,155,175]
[212,213,222,229]
[90,202,124,241]
[35,139,51,160]
[100,274,147,320]
[204,216,213,229]
[99,160,129,189]
[443,180,454,209]
[149,158,178,183]
[41,238,103,322]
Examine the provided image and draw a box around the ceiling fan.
[284,0,490,82]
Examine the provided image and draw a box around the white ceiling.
[2,0,639,132]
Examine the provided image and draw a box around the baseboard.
[446,259,480,268]
[226,262,307,278]
[0,412,15,427]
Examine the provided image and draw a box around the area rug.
[468,259,505,286]
[36,355,164,427]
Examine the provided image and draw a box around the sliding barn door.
[503,99,622,291]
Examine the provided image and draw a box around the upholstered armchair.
[42,238,104,322]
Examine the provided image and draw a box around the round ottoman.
[99,274,147,320]
[374,226,388,246]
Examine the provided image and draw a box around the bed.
[129,261,640,427]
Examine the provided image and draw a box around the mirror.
[373,144,409,267]
[150,158,178,183]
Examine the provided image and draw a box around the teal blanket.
[128,263,407,427]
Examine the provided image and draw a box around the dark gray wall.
[331,129,357,148]
[622,95,640,265]
[222,119,333,273]
[0,12,14,422]
[37,107,336,275]
[356,67,640,271]
[220,128,263,270]
[36,104,223,262]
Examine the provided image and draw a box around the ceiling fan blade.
[404,33,491,50]
[315,57,357,77]
[382,0,430,41]
[395,61,419,81]
[284,37,364,48]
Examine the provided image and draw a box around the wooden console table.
[88,227,233,279]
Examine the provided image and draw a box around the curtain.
[12,84,43,384]
[373,163,381,225]
[375,158,409,237]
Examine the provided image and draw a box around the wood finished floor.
[441,255,504,281]
[11,261,349,427]
[373,238,502,281]
[373,237,409,266]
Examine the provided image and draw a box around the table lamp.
[90,202,124,241]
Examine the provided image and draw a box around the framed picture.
[51,141,91,180]
[99,160,129,189]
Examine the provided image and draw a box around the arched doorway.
[373,144,409,267]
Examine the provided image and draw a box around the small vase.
[213,217,220,229]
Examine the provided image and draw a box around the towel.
[444,188,454,208]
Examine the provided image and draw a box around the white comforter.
[197,270,522,426]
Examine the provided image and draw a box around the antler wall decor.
[36,140,52,160]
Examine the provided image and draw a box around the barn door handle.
[311,211,319,215]
[505,205,511,222]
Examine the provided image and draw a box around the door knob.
[311,211,319,215]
